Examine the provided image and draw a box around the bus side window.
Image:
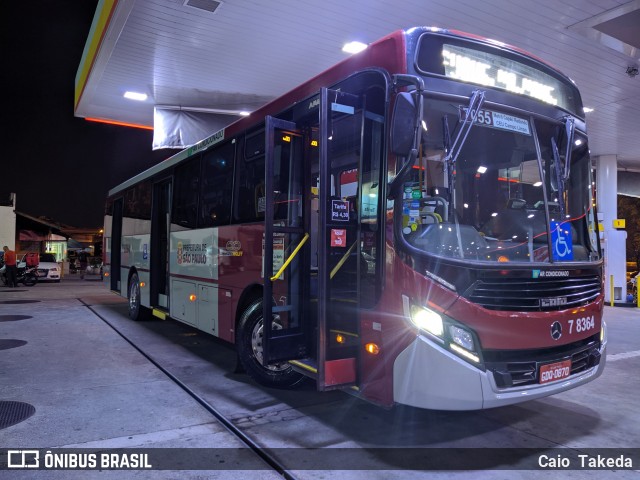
[233,128,266,223]
[199,141,235,227]
[235,158,265,223]
[123,180,152,222]
[173,156,201,228]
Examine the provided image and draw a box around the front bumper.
[38,272,60,280]
[393,325,607,410]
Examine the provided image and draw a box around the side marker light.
[365,343,380,355]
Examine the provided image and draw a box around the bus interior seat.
[507,198,527,209]
[421,211,441,224]
[422,195,448,221]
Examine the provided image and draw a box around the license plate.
[539,359,572,384]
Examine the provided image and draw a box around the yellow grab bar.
[270,233,309,281]
[330,240,357,279]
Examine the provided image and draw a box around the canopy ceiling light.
[342,41,367,54]
[123,91,148,101]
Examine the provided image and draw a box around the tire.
[128,272,148,320]
[236,299,305,388]
[22,275,37,287]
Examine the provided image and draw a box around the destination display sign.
[415,34,581,115]
[443,44,565,108]
[459,107,531,135]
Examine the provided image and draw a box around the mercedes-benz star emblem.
[550,321,563,340]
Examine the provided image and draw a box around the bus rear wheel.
[128,272,149,321]
[236,299,304,388]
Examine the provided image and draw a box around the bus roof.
[108,26,578,197]
[108,29,407,197]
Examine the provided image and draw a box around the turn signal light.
[139,282,146,288]
[365,343,380,355]
[104,272,110,277]
[189,294,197,302]
[336,334,346,344]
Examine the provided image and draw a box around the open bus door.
[263,87,370,391]
[262,117,310,366]
[110,197,123,293]
[311,88,363,390]
[150,179,171,311]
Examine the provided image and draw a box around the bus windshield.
[400,98,599,264]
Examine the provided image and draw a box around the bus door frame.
[110,197,124,293]
[262,117,310,365]
[262,86,374,391]
[316,87,363,390]
[150,178,172,310]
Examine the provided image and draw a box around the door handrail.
[270,233,310,281]
[330,240,357,279]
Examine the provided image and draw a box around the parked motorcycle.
[0,264,38,287]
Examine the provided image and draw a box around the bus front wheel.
[236,299,304,388]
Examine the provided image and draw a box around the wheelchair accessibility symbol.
[551,221,573,261]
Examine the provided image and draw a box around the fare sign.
[331,200,350,222]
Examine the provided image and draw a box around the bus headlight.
[449,325,474,351]
[447,324,480,363]
[410,305,443,337]
[449,325,480,363]
[408,302,483,366]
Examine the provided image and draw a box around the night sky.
[1,0,168,228]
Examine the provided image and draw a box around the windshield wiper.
[563,116,575,182]
[445,90,485,167]
[443,90,485,221]
[550,116,576,218]
[550,136,565,218]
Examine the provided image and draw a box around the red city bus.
[103,27,605,410]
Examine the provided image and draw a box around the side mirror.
[390,92,417,157]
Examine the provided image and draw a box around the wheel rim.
[250,317,289,372]
[129,280,139,316]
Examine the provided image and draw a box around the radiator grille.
[464,275,601,311]
[485,336,601,388]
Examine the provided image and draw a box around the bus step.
[289,358,318,378]
[289,358,357,388]
[152,308,168,320]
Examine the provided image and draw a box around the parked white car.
[19,253,61,282]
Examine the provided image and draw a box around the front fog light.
[449,325,474,351]
[410,305,443,337]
